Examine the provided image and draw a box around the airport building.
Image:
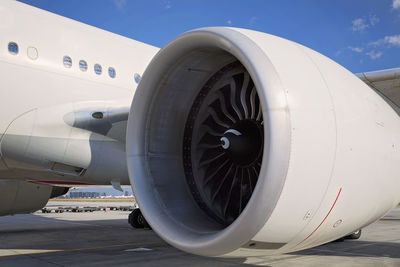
[68,192,104,198]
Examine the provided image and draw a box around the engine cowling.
[126,27,400,257]
[0,180,52,216]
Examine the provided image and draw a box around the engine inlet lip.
[126,27,292,256]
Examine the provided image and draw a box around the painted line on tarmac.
[0,241,163,258]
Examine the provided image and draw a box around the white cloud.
[163,0,171,9]
[393,0,400,9]
[366,50,383,59]
[112,0,127,10]
[370,34,400,47]
[369,14,379,26]
[369,39,384,47]
[227,20,232,25]
[384,34,400,46]
[351,15,379,32]
[352,18,369,32]
[348,46,364,53]
[249,16,258,26]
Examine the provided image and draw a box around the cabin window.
[94,64,102,75]
[79,60,88,71]
[134,73,141,83]
[27,47,38,60]
[8,42,18,55]
[63,56,72,68]
[108,67,116,78]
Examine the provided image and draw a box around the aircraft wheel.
[129,208,149,229]
[345,229,362,240]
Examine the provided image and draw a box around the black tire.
[345,229,362,240]
[128,209,145,228]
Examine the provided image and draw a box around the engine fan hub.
[221,120,263,166]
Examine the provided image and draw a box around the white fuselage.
[0,1,159,185]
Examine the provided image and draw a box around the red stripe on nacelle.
[297,187,342,246]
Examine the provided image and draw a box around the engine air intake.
[183,61,263,225]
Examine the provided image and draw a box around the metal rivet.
[303,210,312,220]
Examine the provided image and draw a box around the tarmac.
[0,201,399,267]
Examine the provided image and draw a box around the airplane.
[1,0,400,258]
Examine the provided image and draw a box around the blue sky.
[18,0,400,73]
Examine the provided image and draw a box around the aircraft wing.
[357,68,400,110]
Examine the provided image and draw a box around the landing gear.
[333,229,362,242]
[128,208,151,229]
[345,229,361,240]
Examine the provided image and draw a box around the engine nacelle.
[0,180,52,216]
[126,27,400,257]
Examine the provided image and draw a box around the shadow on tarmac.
[0,214,258,266]
[1,212,400,266]
[290,240,400,259]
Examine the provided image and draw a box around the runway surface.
[0,201,399,266]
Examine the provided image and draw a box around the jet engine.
[126,27,400,256]
[0,180,52,216]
